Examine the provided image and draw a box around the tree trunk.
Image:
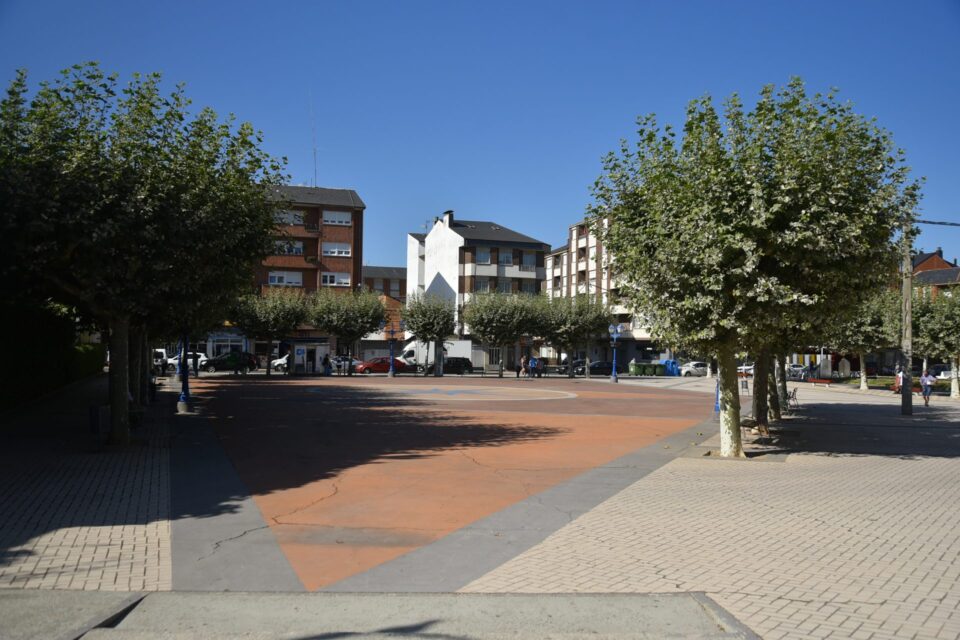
[108,316,130,445]
[767,354,781,422]
[952,355,959,399]
[266,337,273,376]
[922,356,928,375]
[584,345,591,379]
[705,358,713,379]
[434,340,443,376]
[775,353,788,407]
[567,345,575,378]
[752,350,770,436]
[859,351,869,391]
[499,343,505,378]
[127,324,144,405]
[717,347,744,458]
[140,329,150,405]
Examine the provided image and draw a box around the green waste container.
[629,363,641,376]
[654,364,666,376]
[641,364,654,376]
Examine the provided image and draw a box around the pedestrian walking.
[920,369,936,406]
[322,354,333,376]
[528,355,537,379]
[520,355,529,378]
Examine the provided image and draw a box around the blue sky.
[2,0,958,266]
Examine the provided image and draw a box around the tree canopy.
[232,288,309,374]
[311,288,386,372]
[590,78,918,456]
[0,63,287,441]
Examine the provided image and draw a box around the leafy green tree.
[913,292,960,398]
[591,78,916,456]
[828,288,901,390]
[0,63,286,443]
[402,294,456,376]
[311,289,386,374]
[536,295,612,377]
[232,288,310,375]
[463,293,534,377]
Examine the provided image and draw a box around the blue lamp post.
[384,320,405,378]
[608,323,623,383]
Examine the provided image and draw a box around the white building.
[406,211,549,367]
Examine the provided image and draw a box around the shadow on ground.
[751,400,960,459]
[0,374,562,567]
[184,377,562,499]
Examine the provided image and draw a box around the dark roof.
[409,233,426,242]
[550,244,568,255]
[914,267,960,287]
[448,219,549,249]
[363,265,406,280]
[272,185,365,209]
[913,248,943,269]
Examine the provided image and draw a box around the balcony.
[519,264,536,272]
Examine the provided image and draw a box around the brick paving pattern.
[463,453,960,640]
[0,419,171,591]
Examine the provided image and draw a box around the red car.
[355,357,409,374]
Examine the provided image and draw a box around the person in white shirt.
[920,370,937,406]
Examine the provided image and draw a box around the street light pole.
[901,226,913,415]
[608,323,623,383]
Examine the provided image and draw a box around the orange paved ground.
[189,375,712,591]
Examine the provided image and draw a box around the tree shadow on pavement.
[185,378,563,499]
[757,400,960,459]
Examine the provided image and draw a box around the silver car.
[681,361,708,377]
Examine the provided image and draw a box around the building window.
[274,240,304,255]
[321,272,350,287]
[322,242,351,257]
[476,247,491,264]
[373,278,384,292]
[521,280,537,294]
[323,210,352,226]
[390,281,400,297]
[497,279,512,293]
[577,224,587,237]
[521,252,536,271]
[498,251,513,266]
[275,210,303,225]
[475,279,490,293]
[268,271,303,287]
[546,257,552,270]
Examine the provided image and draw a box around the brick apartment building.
[204,185,365,371]
[358,266,408,360]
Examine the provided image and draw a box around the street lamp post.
[384,320,405,378]
[608,323,623,383]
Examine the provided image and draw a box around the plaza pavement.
[2,371,959,639]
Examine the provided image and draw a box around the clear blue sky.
[2,0,958,266]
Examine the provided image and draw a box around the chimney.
[936,247,943,257]
[442,210,454,226]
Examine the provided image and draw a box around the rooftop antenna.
[308,89,318,187]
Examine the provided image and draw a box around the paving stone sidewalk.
[463,407,960,640]
[0,376,171,592]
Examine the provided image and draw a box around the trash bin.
[641,364,654,376]
[629,362,641,376]
[654,364,666,376]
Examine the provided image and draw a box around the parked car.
[427,357,474,375]
[680,361,707,377]
[786,363,807,380]
[332,356,363,373]
[167,351,208,367]
[574,361,625,376]
[270,354,289,372]
[557,359,584,375]
[204,351,258,373]
[355,357,409,374]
